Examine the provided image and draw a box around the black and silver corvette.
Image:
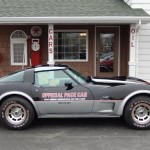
[0,65,150,130]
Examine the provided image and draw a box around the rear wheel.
[0,96,35,130]
[124,96,150,129]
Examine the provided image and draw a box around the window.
[0,70,24,82]
[100,34,114,72]
[65,68,87,84]
[10,30,27,66]
[54,31,88,61]
[35,70,77,87]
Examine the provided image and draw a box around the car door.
[31,69,94,115]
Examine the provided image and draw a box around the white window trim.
[10,30,27,66]
[54,30,89,62]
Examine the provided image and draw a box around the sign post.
[47,24,54,65]
[128,24,137,77]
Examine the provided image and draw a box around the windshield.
[0,70,24,82]
[65,68,87,84]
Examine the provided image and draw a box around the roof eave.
[0,16,150,24]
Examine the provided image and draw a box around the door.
[31,69,94,115]
[96,27,119,77]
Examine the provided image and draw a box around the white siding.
[138,23,150,82]
[124,0,150,15]
[124,0,150,81]
[125,0,150,4]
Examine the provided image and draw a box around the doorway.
[96,27,119,77]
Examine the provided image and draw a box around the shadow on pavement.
[32,117,127,129]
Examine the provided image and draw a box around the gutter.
[0,16,150,24]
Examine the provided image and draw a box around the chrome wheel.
[0,97,35,129]
[132,103,150,125]
[5,103,27,125]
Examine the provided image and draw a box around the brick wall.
[0,25,95,77]
[54,25,95,76]
[0,24,129,77]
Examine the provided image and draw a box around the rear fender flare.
[0,91,40,116]
[116,90,150,115]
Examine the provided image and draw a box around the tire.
[0,96,35,130]
[124,96,150,129]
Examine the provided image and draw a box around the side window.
[35,70,76,87]
[0,71,24,82]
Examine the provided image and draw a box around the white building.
[124,0,150,82]
[0,0,150,81]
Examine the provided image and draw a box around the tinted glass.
[0,71,24,82]
[65,68,87,84]
[100,34,114,72]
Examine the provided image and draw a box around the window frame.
[54,30,89,62]
[10,30,27,66]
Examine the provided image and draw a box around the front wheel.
[0,97,35,130]
[124,96,150,129]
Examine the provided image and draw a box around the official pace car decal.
[42,92,88,101]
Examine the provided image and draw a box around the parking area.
[0,118,150,150]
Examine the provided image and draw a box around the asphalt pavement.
[0,118,149,150]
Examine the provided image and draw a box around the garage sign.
[48,24,54,65]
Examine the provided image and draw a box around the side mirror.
[65,81,73,90]
[86,76,92,83]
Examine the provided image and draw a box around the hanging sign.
[129,24,136,62]
[47,24,54,65]
[130,27,136,48]
[129,24,137,77]
[31,26,42,37]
